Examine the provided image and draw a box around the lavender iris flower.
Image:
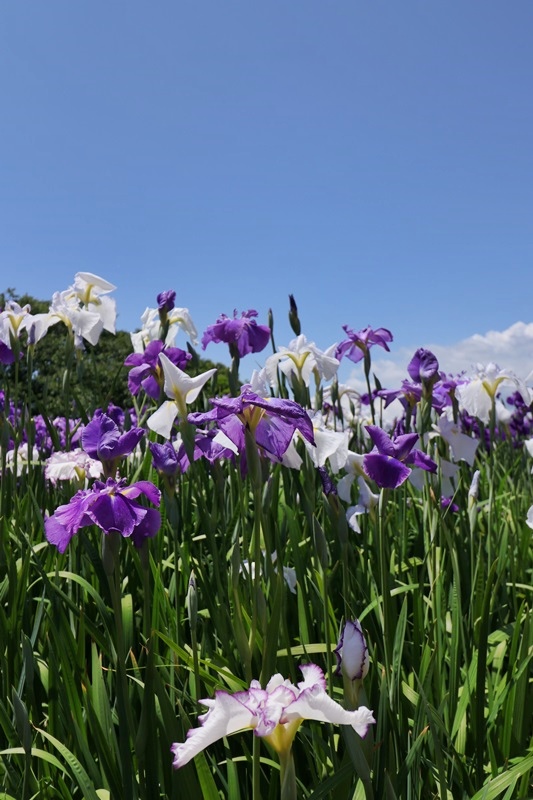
[202,309,271,358]
[45,477,161,553]
[124,341,191,399]
[189,386,315,462]
[81,410,144,475]
[335,325,393,364]
[363,425,437,489]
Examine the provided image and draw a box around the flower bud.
[288,294,301,336]
[334,619,369,681]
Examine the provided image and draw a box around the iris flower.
[44,448,103,486]
[124,341,191,399]
[335,325,393,364]
[202,309,271,357]
[81,410,144,476]
[171,663,374,768]
[456,363,528,424]
[264,335,339,389]
[363,425,436,489]
[407,348,440,384]
[131,304,198,351]
[147,353,216,439]
[335,620,369,681]
[188,385,315,462]
[45,477,161,553]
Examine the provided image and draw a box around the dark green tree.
[1,290,230,419]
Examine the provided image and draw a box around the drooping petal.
[131,507,161,547]
[171,691,256,769]
[365,425,396,456]
[147,400,179,439]
[363,453,411,489]
[284,688,375,738]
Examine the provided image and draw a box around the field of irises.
[1,274,533,800]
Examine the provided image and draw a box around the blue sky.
[2,2,532,383]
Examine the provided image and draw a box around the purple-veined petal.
[171,691,256,769]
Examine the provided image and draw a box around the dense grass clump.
[1,283,532,799]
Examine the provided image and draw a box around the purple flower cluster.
[45,410,161,554]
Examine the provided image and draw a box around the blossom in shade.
[334,620,369,681]
[171,663,375,768]
[188,385,315,462]
[44,449,103,486]
[434,413,479,466]
[147,353,216,439]
[45,477,161,553]
[526,505,533,530]
[345,477,380,533]
[149,440,182,476]
[363,425,437,489]
[441,497,460,513]
[202,309,271,358]
[124,341,191,399]
[335,325,393,364]
[301,412,349,472]
[0,339,15,364]
[81,410,144,475]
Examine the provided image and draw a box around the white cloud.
[345,321,533,393]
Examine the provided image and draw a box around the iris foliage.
[1,281,533,800]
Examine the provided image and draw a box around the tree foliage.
[1,289,230,418]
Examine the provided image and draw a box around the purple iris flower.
[189,386,315,462]
[124,341,191,400]
[363,425,437,489]
[335,325,393,364]
[150,433,235,478]
[149,440,181,476]
[441,497,460,513]
[45,477,161,553]
[81,410,144,475]
[0,340,16,364]
[407,348,440,384]
[201,309,271,358]
[157,290,176,313]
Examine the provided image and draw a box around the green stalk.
[105,533,137,800]
[279,748,297,800]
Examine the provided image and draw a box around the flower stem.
[279,748,297,800]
